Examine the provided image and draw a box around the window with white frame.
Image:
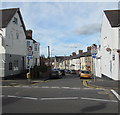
[27,41,30,47]
[34,44,37,51]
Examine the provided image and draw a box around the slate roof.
[70,52,91,59]
[26,37,37,43]
[0,8,26,32]
[104,10,120,27]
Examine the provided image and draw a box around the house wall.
[95,48,101,77]
[0,28,6,77]
[0,11,26,78]
[100,13,119,80]
[80,56,92,71]
[33,42,40,66]
[26,39,33,68]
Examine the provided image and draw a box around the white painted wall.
[95,47,101,78]
[26,40,40,68]
[69,58,80,70]
[0,28,6,53]
[5,11,26,55]
[33,42,40,66]
[100,13,119,80]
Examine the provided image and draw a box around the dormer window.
[13,17,18,25]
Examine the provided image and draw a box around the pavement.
[0,77,49,86]
[85,77,120,95]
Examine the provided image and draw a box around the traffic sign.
[91,44,97,54]
[92,54,96,58]
[27,56,33,59]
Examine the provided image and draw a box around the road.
[2,74,119,114]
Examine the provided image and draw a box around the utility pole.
[48,46,50,66]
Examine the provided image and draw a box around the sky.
[1,1,119,57]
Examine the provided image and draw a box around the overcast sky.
[1,1,118,57]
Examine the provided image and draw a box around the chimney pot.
[72,52,76,56]
[78,50,83,54]
[26,30,32,38]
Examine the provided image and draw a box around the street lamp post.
[51,49,54,67]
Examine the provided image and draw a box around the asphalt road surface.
[2,74,119,114]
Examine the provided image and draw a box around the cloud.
[1,2,118,57]
[75,23,101,35]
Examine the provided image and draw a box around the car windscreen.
[81,71,90,74]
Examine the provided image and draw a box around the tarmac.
[1,76,120,95]
[0,77,49,86]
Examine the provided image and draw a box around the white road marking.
[4,95,79,101]
[111,89,120,101]
[69,87,81,90]
[21,86,30,88]
[41,97,79,101]
[8,95,18,98]
[51,86,60,89]
[1,85,106,91]
[41,86,49,88]
[61,87,70,89]
[21,96,38,100]
[7,95,38,100]
[81,97,118,103]
[33,86,39,88]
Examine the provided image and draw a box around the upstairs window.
[34,44,37,51]
[38,45,39,51]
[13,17,18,25]
[27,41,30,47]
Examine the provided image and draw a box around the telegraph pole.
[48,46,50,66]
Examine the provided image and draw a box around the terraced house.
[95,10,120,80]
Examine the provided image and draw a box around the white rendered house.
[26,30,40,69]
[95,10,120,80]
[0,8,26,78]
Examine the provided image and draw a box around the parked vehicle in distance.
[79,70,91,79]
[70,70,76,74]
[60,69,65,76]
[65,69,71,74]
[49,69,61,79]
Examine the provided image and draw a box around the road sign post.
[26,46,33,82]
[91,44,97,82]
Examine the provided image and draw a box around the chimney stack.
[72,52,76,56]
[78,50,83,54]
[26,30,32,38]
[87,46,91,52]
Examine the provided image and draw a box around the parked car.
[65,69,71,74]
[79,70,91,79]
[60,69,65,76]
[49,69,61,79]
[70,70,76,74]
